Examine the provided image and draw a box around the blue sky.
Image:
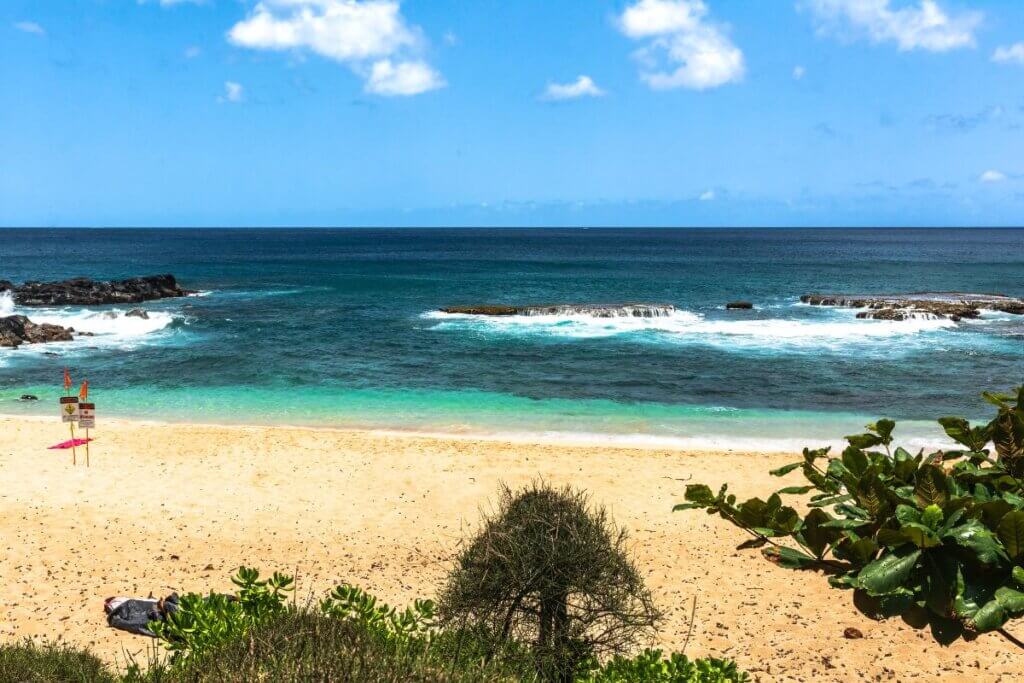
[2,0,1023,227]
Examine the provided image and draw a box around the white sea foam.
[0,292,182,357]
[0,291,14,316]
[425,307,960,351]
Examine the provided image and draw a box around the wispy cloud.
[542,75,606,101]
[14,21,45,36]
[792,65,806,80]
[979,170,1007,183]
[925,105,1002,133]
[228,0,444,97]
[218,81,244,103]
[617,0,744,91]
[801,0,981,52]
[699,189,716,201]
[992,43,1024,66]
[184,45,202,59]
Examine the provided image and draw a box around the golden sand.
[1,416,1021,681]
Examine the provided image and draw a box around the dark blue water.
[1,229,1021,448]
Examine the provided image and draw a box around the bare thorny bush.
[437,482,662,682]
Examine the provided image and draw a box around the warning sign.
[79,403,95,429]
[60,396,80,423]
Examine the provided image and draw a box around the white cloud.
[802,0,982,52]
[992,43,1024,66]
[617,0,744,91]
[542,75,606,101]
[228,0,444,96]
[184,45,202,59]
[139,0,205,6]
[14,21,45,36]
[699,189,716,201]
[365,59,444,96]
[219,81,245,103]
[979,170,1006,183]
[793,65,806,79]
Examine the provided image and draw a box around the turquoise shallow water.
[0,228,1021,449]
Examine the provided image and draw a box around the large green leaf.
[857,548,921,595]
[769,462,803,477]
[762,546,817,569]
[997,511,1024,560]
[995,586,1024,615]
[967,599,1007,633]
[945,521,1009,566]
[938,417,990,452]
[914,465,949,508]
[799,508,836,558]
[900,522,942,549]
[846,434,883,451]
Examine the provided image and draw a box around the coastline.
[1,415,1020,681]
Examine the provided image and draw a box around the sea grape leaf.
[799,508,837,558]
[945,520,1008,566]
[995,587,1024,615]
[967,599,1007,633]
[808,493,853,508]
[846,434,883,451]
[776,485,814,495]
[895,505,922,526]
[857,548,921,596]
[877,528,909,548]
[762,546,817,569]
[899,522,942,549]
[996,511,1024,560]
[938,417,990,452]
[841,446,871,477]
[869,419,896,442]
[1014,566,1024,587]
[681,484,715,507]
[914,465,948,508]
[921,504,944,530]
[769,462,802,477]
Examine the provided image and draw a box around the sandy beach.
[1,415,1022,682]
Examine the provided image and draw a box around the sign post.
[59,396,80,465]
[79,402,94,467]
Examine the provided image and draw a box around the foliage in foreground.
[0,569,747,683]
[677,386,1024,642]
[438,483,661,682]
[0,639,116,683]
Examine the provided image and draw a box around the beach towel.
[104,594,179,637]
[47,438,93,450]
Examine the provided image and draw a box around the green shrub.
[578,649,750,683]
[438,483,661,682]
[676,386,1024,643]
[0,639,116,683]
[149,566,293,659]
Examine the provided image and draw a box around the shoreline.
[0,410,959,454]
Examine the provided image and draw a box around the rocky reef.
[801,292,1024,321]
[1,274,191,307]
[440,304,676,318]
[0,316,78,348]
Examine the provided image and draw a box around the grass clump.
[0,639,116,683]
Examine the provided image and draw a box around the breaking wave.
[425,307,961,351]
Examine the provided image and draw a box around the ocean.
[1,228,1022,450]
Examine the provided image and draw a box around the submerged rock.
[20,395,38,401]
[8,274,192,307]
[441,303,676,318]
[802,292,1024,321]
[726,301,754,310]
[0,280,13,292]
[126,308,150,319]
[0,315,76,348]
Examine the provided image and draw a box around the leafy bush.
[579,649,750,683]
[0,639,116,683]
[438,482,661,682]
[149,566,293,659]
[676,386,1024,643]
[320,584,437,641]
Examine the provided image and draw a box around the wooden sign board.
[59,396,79,423]
[79,403,95,429]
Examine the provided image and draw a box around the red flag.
[63,368,72,392]
[79,380,89,401]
